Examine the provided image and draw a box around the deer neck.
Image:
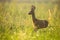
[31,12,36,22]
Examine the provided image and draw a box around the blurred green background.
[0,0,60,40]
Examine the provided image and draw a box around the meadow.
[0,1,60,40]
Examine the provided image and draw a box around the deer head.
[28,5,36,15]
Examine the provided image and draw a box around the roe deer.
[28,5,48,31]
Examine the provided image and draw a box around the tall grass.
[0,1,60,40]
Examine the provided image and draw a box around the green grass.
[0,2,60,40]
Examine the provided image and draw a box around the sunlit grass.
[0,2,60,40]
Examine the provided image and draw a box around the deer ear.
[32,5,35,7]
[31,5,36,9]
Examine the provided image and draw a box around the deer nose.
[28,11,31,15]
